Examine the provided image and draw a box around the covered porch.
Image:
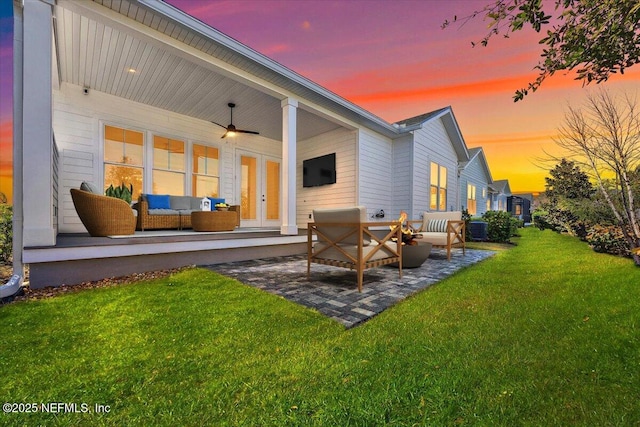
[14,0,399,285]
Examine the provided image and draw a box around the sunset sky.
[1,0,639,203]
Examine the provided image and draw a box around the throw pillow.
[80,181,101,194]
[426,219,448,233]
[208,198,225,210]
[146,194,171,210]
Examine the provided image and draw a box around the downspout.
[2,0,24,299]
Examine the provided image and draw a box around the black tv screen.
[303,153,336,187]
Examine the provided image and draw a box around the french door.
[236,150,281,228]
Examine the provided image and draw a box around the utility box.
[469,221,488,241]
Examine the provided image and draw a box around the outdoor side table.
[191,210,237,232]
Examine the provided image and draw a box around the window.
[515,203,522,215]
[430,162,447,211]
[104,125,144,200]
[487,198,491,212]
[192,144,219,197]
[467,183,477,215]
[153,136,185,195]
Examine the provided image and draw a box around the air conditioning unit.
[469,221,488,241]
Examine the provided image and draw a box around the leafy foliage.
[0,200,12,264]
[586,225,631,256]
[105,183,133,204]
[444,0,640,101]
[545,158,594,201]
[535,156,638,259]
[482,210,518,243]
[555,90,640,264]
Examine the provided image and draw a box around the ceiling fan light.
[226,130,237,137]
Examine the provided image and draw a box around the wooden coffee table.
[191,210,237,232]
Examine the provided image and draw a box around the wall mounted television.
[303,153,336,187]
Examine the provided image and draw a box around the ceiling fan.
[212,102,260,139]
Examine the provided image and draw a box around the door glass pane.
[241,155,257,220]
[266,160,280,220]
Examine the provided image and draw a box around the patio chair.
[408,211,465,261]
[307,206,402,292]
[70,188,136,237]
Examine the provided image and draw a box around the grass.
[0,228,638,426]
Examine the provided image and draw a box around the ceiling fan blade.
[236,130,260,135]
[220,132,228,139]
[211,121,228,130]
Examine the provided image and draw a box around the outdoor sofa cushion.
[312,206,371,246]
[170,195,193,211]
[208,198,226,210]
[146,194,171,209]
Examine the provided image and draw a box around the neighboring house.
[490,180,512,212]
[509,193,534,223]
[392,108,470,220]
[459,147,493,216]
[12,0,474,287]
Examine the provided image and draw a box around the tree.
[545,158,594,201]
[444,0,640,101]
[555,89,640,265]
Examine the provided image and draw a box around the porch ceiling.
[53,0,342,141]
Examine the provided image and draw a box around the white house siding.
[392,135,413,218]
[53,82,282,233]
[460,157,491,216]
[412,119,459,214]
[297,128,357,228]
[358,129,394,220]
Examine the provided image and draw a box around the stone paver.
[203,248,493,328]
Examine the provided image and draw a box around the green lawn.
[1,228,638,426]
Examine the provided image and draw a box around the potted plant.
[105,183,133,204]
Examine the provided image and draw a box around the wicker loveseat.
[70,188,136,237]
[135,194,240,231]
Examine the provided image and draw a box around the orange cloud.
[261,43,291,55]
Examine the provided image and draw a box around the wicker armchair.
[70,188,136,237]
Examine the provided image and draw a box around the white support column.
[280,98,298,235]
[22,0,56,247]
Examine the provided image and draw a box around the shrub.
[482,210,514,243]
[0,203,12,263]
[585,225,630,257]
[461,208,472,242]
[532,207,552,230]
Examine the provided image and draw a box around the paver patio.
[204,248,494,328]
